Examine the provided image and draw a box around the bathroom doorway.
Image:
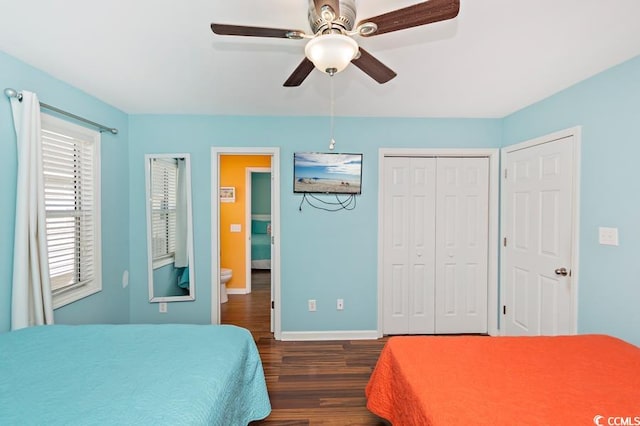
[211,147,281,339]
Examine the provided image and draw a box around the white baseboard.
[280,330,380,341]
[226,288,249,295]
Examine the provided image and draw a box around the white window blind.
[150,158,178,264]
[41,114,101,307]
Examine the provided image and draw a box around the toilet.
[220,268,232,304]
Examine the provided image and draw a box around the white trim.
[377,148,500,337]
[487,150,500,336]
[152,255,175,270]
[379,148,498,158]
[280,330,380,341]
[500,126,581,335]
[501,126,581,153]
[211,147,281,340]
[226,288,250,295]
[245,169,251,294]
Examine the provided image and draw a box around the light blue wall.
[128,115,502,328]
[3,47,638,345]
[0,51,130,332]
[503,55,640,345]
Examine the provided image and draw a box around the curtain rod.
[4,88,118,135]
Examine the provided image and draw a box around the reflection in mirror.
[145,154,195,302]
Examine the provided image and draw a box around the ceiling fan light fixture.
[305,34,358,75]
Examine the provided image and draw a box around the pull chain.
[329,76,336,150]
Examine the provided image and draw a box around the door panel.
[383,157,436,334]
[435,158,489,333]
[504,135,576,336]
[512,266,531,332]
[390,265,406,318]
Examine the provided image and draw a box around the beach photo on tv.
[294,152,362,194]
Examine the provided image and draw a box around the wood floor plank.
[222,270,389,425]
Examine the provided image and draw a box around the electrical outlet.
[308,299,316,312]
[337,299,344,310]
[159,302,168,313]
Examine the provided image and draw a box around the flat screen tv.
[294,152,362,195]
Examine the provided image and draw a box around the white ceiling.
[2,0,640,118]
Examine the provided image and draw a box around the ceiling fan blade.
[313,0,340,20]
[211,23,304,39]
[351,48,397,84]
[357,0,460,37]
[283,58,316,87]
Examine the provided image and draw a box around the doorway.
[211,147,281,340]
[500,127,581,336]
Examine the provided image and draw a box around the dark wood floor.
[221,270,389,425]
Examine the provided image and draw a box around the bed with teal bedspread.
[0,324,271,425]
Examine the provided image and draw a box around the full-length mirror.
[145,154,195,302]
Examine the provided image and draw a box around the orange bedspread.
[366,335,640,426]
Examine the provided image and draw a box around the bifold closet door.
[382,157,436,335]
[434,157,489,333]
[382,156,489,335]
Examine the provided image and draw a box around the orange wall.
[219,155,271,290]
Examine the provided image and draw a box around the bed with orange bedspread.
[366,335,640,426]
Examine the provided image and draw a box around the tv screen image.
[294,152,362,194]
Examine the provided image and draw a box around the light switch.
[598,227,619,246]
[230,224,242,233]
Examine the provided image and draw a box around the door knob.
[554,267,568,276]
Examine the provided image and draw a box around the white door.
[502,134,577,336]
[382,157,436,334]
[435,158,489,333]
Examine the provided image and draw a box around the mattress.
[0,324,271,425]
[366,334,640,426]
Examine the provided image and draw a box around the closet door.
[382,157,436,334]
[434,158,489,333]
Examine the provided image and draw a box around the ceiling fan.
[210,0,460,87]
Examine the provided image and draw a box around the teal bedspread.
[0,324,271,425]
[251,233,271,261]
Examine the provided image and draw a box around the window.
[41,113,101,308]
[149,158,178,268]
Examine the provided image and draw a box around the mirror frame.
[145,153,196,303]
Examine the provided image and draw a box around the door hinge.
[503,305,507,315]
[504,169,508,179]
[271,301,274,309]
[503,237,507,247]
